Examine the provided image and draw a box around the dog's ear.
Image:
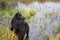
[16,12,20,15]
[15,12,20,17]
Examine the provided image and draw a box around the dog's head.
[15,12,25,20]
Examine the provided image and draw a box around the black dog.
[10,12,29,40]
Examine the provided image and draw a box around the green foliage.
[0,30,3,36]
[8,8,18,17]
[0,7,35,19]
[20,10,28,18]
[20,9,35,19]
[45,13,48,18]
[56,22,60,33]
[29,10,36,15]
[0,8,35,28]
[0,8,18,18]
[0,25,3,37]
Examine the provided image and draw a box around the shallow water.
[17,2,60,40]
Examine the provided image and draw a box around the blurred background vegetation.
[0,0,60,4]
[0,0,60,40]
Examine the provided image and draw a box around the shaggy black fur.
[10,12,29,40]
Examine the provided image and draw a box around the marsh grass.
[0,8,35,40]
[0,25,18,40]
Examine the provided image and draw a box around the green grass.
[0,7,35,40]
[0,8,18,18]
[0,25,18,40]
[56,22,60,33]
[0,8,35,19]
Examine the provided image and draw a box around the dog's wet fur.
[10,12,29,40]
